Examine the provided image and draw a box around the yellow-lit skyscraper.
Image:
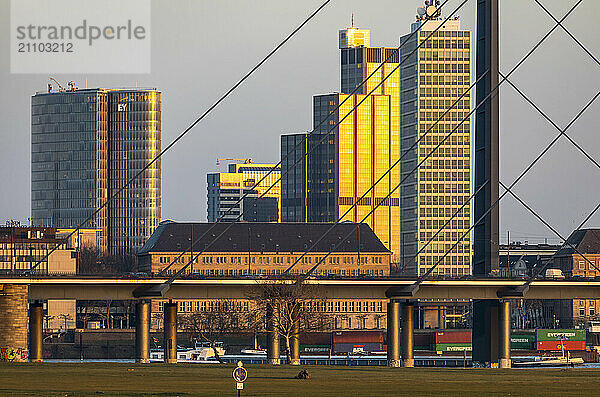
[282,24,402,261]
[308,93,400,258]
[399,15,472,276]
[339,22,370,49]
[281,12,471,271]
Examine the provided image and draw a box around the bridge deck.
[1,277,599,300]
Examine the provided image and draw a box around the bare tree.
[77,246,137,275]
[247,280,332,364]
[179,300,249,363]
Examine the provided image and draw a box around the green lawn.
[0,363,598,396]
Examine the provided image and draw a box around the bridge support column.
[135,300,150,363]
[28,301,43,362]
[473,299,499,367]
[401,301,414,368]
[163,301,177,364]
[266,303,280,365]
[387,300,400,367]
[290,304,300,365]
[0,284,29,362]
[499,300,511,368]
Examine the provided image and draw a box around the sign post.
[232,361,247,397]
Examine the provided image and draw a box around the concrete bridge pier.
[135,300,150,363]
[473,299,511,368]
[499,300,511,368]
[28,301,43,362]
[163,301,177,364]
[386,300,400,367]
[290,304,300,365]
[401,301,415,368]
[0,284,29,362]
[266,303,280,365]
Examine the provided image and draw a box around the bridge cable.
[533,0,600,67]
[499,181,600,285]
[398,88,600,294]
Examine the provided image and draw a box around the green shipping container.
[510,334,536,350]
[536,329,586,342]
[300,344,330,353]
[435,343,472,352]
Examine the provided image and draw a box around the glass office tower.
[311,93,400,258]
[281,25,402,260]
[31,87,161,254]
[399,18,472,276]
[280,133,308,222]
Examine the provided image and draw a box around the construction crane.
[216,158,253,166]
[48,77,65,92]
[48,77,77,93]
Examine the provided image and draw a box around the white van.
[545,268,565,279]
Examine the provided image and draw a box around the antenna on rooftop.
[351,13,354,27]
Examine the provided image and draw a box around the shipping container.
[536,340,586,351]
[536,329,586,342]
[510,333,536,350]
[333,342,384,354]
[302,332,331,346]
[332,331,385,344]
[300,344,330,354]
[414,333,434,351]
[435,343,472,352]
[435,330,471,344]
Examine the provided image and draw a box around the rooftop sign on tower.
[338,14,370,49]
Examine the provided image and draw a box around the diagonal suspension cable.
[284,0,585,279]
[28,0,333,272]
[499,181,600,279]
[496,77,600,278]
[501,73,600,171]
[533,0,600,67]
[404,90,600,291]
[156,0,458,276]
[154,0,467,280]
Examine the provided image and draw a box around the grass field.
[0,363,599,396]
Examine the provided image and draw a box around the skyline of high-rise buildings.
[31,87,161,254]
[280,14,471,275]
[28,8,473,276]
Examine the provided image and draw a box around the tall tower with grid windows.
[398,12,472,276]
[31,87,162,255]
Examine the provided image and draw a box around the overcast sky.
[0,0,598,245]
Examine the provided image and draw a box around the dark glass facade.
[280,133,309,222]
[31,88,161,254]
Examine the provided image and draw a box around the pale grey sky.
[0,0,598,244]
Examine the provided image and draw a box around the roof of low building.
[554,229,600,256]
[138,222,390,255]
